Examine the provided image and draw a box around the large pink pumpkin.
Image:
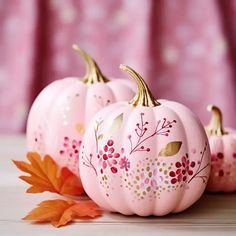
[79,65,211,216]
[206,105,236,192]
[27,46,135,175]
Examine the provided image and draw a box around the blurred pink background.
[0,0,236,134]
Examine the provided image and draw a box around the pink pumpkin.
[206,105,236,192]
[79,65,210,216]
[27,45,135,175]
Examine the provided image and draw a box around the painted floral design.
[169,154,195,184]
[97,139,120,174]
[59,136,81,159]
[210,152,236,181]
[81,112,210,201]
[128,113,177,154]
[119,156,130,172]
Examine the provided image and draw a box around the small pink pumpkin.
[206,105,236,192]
[79,65,210,216]
[27,46,135,175]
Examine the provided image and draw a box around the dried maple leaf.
[23,199,102,227]
[13,152,84,196]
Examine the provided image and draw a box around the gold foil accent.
[158,141,182,157]
[205,105,227,136]
[72,44,109,84]
[119,64,160,107]
[75,123,85,135]
[108,113,123,135]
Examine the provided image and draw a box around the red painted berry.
[219,170,224,176]
[107,140,114,146]
[176,162,181,168]
[217,152,224,159]
[176,169,181,175]
[169,171,176,177]
[177,174,182,182]
[104,145,108,152]
[171,178,177,184]
[111,167,118,173]
[233,153,236,159]
[146,148,150,152]
[190,161,195,168]
[183,176,187,181]
[114,153,120,158]
[188,170,193,175]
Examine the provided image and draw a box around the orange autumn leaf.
[13,152,84,196]
[23,199,102,227]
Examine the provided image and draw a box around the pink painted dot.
[111,167,117,173]
[104,145,108,152]
[107,140,114,146]
[114,153,120,158]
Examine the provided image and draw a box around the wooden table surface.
[0,135,236,236]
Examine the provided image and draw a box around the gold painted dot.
[148,172,152,177]
[164,180,168,184]
[136,176,140,180]
[164,170,168,175]
[136,185,140,190]
[147,186,151,192]
[159,168,163,172]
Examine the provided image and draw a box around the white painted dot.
[63,121,68,126]
[162,47,179,64]
[65,106,70,111]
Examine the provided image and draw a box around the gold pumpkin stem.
[206,105,227,136]
[72,44,109,84]
[120,64,160,107]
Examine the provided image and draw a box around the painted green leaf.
[108,113,123,135]
[158,141,182,157]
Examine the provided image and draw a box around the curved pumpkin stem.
[72,44,109,84]
[206,105,227,136]
[119,64,160,107]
